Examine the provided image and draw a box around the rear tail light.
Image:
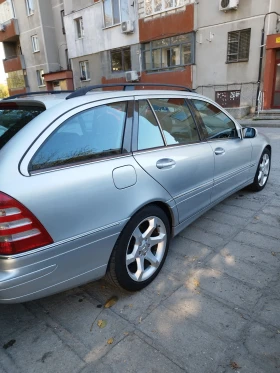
[0,192,53,255]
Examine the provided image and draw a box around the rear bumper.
[0,222,126,304]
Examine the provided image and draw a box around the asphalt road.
[1,127,280,373]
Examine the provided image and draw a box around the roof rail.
[3,90,74,101]
[66,83,193,100]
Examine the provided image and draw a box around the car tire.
[248,148,271,192]
[106,205,170,291]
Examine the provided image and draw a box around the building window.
[61,10,65,34]
[227,29,251,63]
[36,70,45,86]
[80,61,90,80]
[111,48,131,72]
[31,35,39,52]
[145,0,184,16]
[75,17,84,39]
[103,0,129,28]
[143,33,194,72]
[25,0,34,16]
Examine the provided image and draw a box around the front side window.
[150,98,199,145]
[79,61,90,80]
[31,35,39,52]
[111,48,131,72]
[30,102,128,171]
[145,0,184,16]
[227,29,251,63]
[36,70,45,86]
[143,33,194,72]
[25,0,34,16]
[103,0,130,27]
[75,17,84,39]
[192,100,238,140]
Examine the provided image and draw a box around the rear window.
[0,103,45,149]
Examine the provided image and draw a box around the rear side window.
[0,103,45,150]
[30,102,127,171]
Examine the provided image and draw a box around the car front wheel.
[106,205,170,291]
[249,148,271,192]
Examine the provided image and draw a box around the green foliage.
[0,84,8,99]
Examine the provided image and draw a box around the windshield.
[0,102,45,150]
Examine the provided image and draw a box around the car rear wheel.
[106,205,170,291]
[249,148,271,192]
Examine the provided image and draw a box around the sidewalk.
[0,128,279,373]
[239,117,280,128]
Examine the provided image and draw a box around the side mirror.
[242,127,257,139]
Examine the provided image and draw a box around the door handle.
[214,147,225,156]
[156,158,176,169]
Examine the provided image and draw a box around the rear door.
[132,96,214,223]
[190,99,252,203]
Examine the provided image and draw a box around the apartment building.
[194,0,280,115]
[0,0,73,95]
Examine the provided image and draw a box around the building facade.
[0,0,73,96]
[194,0,280,114]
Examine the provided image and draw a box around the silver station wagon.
[0,84,271,303]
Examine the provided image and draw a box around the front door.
[272,50,280,108]
[190,99,252,203]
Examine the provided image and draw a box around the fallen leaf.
[254,216,260,220]
[230,361,241,370]
[193,279,200,288]
[277,330,280,334]
[123,332,129,336]
[97,319,107,329]
[129,304,133,308]
[271,252,277,256]
[3,339,16,350]
[107,338,114,345]
[104,296,118,309]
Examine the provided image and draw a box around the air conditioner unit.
[219,0,239,11]
[121,20,134,34]
[0,24,6,32]
[125,70,138,82]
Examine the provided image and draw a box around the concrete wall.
[64,1,139,59]
[51,0,69,70]
[194,0,280,110]
[71,53,102,89]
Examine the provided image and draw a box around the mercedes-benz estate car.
[0,84,271,303]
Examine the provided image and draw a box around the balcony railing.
[0,18,19,42]
[3,55,25,73]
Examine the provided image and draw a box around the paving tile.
[251,212,280,228]
[245,222,280,240]
[262,205,280,217]
[170,235,213,260]
[39,290,131,358]
[187,268,260,311]
[244,323,280,372]
[212,204,256,218]
[234,231,280,252]
[256,296,280,329]
[222,197,266,210]
[207,251,274,288]
[81,333,185,373]
[138,304,226,373]
[223,241,280,270]
[163,286,247,341]
[191,218,239,237]
[202,210,248,227]
[2,322,84,373]
[0,304,35,342]
[179,226,225,248]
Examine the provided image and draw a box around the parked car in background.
[0,84,271,303]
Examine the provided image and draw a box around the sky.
[0,43,6,84]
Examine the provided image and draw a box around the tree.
[0,84,8,99]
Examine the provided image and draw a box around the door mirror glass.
[242,127,256,139]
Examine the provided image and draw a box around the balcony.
[3,55,25,73]
[0,18,19,42]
